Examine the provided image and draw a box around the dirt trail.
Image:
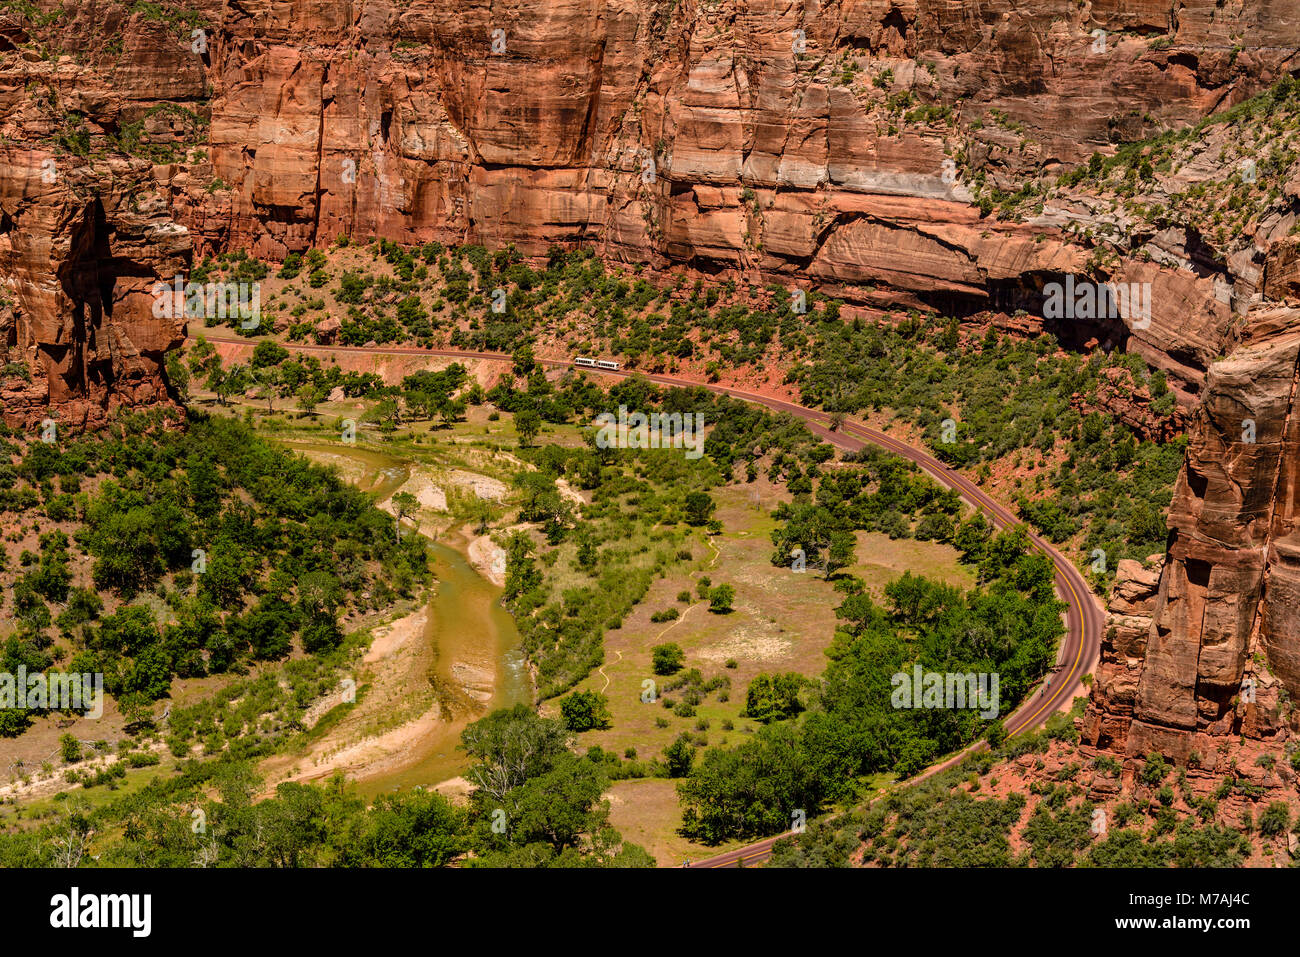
[597,650,624,694]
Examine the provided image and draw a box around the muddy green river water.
[277,440,532,797]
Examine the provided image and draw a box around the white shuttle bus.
[574,356,620,371]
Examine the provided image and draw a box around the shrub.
[559,690,612,732]
[652,642,686,676]
[1258,801,1291,837]
[744,673,803,723]
[708,583,735,613]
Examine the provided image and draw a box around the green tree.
[683,491,716,526]
[678,723,826,844]
[559,690,612,732]
[59,733,82,763]
[340,789,468,867]
[391,491,418,542]
[251,340,290,369]
[825,529,856,579]
[460,705,571,806]
[664,733,694,777]
[512,343,536,378]
[771,503,847,578]
[575,533,599,571]
[652,642,685,676]
[297,383,324,415]
[186,335,218,376]
[515,408,541,446]
[708,583,736,614]
[369,398,401,433]
[165,352,190,400]
[487,753,607,856]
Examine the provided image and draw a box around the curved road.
[200,334,1105,866]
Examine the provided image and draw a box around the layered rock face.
[1082,306,1300,781]
[2,0,1298,424]
[0,4,196,431]
[0,155,191,432]
[172,0,1293,400]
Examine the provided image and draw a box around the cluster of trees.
[676,526,1064,844]
[0,410,428,733]
[0,755,470,868]
[769,445,985,578]
[262,240,539,349]
[161,652,350,758]
[0,705,652,868]
[790,315,1184,574]
[772,747,1256,868]
[186,336,486,433]
[495,360,835,485]
[261,238,848,377]
[395,366,474,425]
[504,516,659,699]
[185,336,385,411]
[586,276,833,371]
[458,706,652,866]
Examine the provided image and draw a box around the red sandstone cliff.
[5,0,1297,428]
[1082,307,1300,773]
[0,3,197,430]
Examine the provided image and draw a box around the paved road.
[200,335,1105,867]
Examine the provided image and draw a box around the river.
[276,439,532,798]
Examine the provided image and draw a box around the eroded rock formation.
[0,153,190,432]
[0,3,197,431]
[3,0,1299,424]
[1082,306,1300,780]
[186,0,1299,400]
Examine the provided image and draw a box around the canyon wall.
[4,0,1297,427]
[181,0,1296,397]
[0,5,198,430]
[0,152,190,431]
[1082,302,1300,786]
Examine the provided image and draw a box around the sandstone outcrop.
[1081,308,1300,778]
[181,0,1290,400]
[0,2,199,431]
[4,0,1299,425]
[0,153,189,432]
